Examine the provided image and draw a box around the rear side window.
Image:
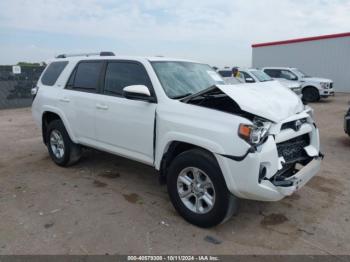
[41,61,68,86]
[104,62,152,96]
[72,61,103,92]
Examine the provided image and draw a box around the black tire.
[302,87,320,102]
[346,120,350,137]
[167,149,238,228]
[46,119,82,167]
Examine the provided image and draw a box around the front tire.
[167,149,238,228]
[302,87,320,102]
[46,119,81,166]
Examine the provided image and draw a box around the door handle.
[59,97,70,103]
[96,103,109,110]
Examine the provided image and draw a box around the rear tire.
[46,119,81,166]
[302,87,320,102]
[167,149,238,228]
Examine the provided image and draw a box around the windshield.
[292,68,311,78]
[151,61,225,99]
[250,70,272,82]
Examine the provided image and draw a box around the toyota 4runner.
[32,52,323,227]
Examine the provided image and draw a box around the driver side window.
[104,62,153,97]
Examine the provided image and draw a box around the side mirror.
[122,85,156,102]
[245,77,255,83]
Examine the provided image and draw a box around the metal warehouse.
[252,32,350,93]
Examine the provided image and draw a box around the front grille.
[276,134,310,163]
[281,118,307,131]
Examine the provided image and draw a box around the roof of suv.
[51,55,197,63]
[262,67,296,70]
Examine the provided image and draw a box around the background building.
[252,32,350,93]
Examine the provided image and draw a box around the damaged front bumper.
[271,155,322,196]
[216,112,322,201]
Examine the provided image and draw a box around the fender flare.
[154,132,226,170]
[41,105,78,143]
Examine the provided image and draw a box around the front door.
[95,61,157,165]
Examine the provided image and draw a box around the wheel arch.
[41,107,77,144]
[157,139,223,184]
[302,85,320,101]
[156,134,225,169]
[302,85,320,93]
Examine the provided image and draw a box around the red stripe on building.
[252,32,350,48]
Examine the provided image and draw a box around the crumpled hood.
[216,81,304,122]
[301,77,332,83]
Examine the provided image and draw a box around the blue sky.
[0,0,349,67]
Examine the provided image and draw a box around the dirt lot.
[0,94,349,255]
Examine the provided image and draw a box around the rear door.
[94,60,157,165]
[59,60,104,143]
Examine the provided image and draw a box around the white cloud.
[0,0,349,66]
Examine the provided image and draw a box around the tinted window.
[104,62,152,96]
[41,61,68,86]
[66,68,76,88]
[264,69,281,77]
[73,62,103,92]
[218,70,232,77]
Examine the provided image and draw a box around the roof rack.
[56,51,115,58]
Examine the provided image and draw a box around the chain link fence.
[0,65,45,109]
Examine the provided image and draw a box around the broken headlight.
[238,118,271,145]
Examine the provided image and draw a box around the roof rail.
[56,51,115,58]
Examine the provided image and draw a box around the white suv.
[262,67,334,102]
[32,52,322,227]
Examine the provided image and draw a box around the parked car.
[237,68,302,96]
[32,52,322,227]
[216,67,243,85]
[261,67,334,102]
[345,104,350,136]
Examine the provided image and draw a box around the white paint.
[216,81,304,122]
[32,55,321,205]
[123,85,151,97]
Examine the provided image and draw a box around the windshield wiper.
[172,93,193,99]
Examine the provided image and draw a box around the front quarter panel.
[154,99,251,168]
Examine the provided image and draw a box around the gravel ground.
[0,94,349,255]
